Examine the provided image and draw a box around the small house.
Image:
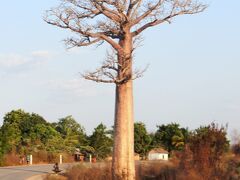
[148,148,169,161]
[74,148,84,161]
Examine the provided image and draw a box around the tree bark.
[113,80,135,180]
[112,31,135,180]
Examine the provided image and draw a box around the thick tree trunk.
[112,29,135,180]
[113,79,135,180]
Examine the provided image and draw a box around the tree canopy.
[134,122,152,158]
[89,123,113,159]
[44,0,207,84]
[153,123,189,152]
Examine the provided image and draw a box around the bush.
[223,158,240,180]
[232,144,240,156]
[178,123,229,179]
[0,152,4,166]
[3,153,20,166]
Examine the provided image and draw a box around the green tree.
[1,110,27,152]
[134,122,152,158]
[0,128,4,165]
[55,116,88,152]
[154,123,188,153]
[0,109,63,155]
[89,123,113,159]
[19,112,48,148]
[56,116,83,137]
[172,133,185,148]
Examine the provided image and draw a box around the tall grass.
[46,161,177,180]
[45,156,240,180]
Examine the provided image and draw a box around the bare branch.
[91,1,123,23]
[132,64,149,80]
[45,0,207,84]
[131,0,163,26]
[127,0,141,17]
[81,49,147,84]
[81,50,119,84]
[65,37,102,48]
[44,0,122,52]
[131,1,207,36]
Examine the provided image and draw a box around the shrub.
[179,123,229,179]
[223,158,240,179]
[3,153,20,166]
[232,144,240,156]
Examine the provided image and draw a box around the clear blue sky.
[0,1,239,135]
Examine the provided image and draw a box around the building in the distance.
[148,148,169,161]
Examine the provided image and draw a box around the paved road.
[0,164,72,180]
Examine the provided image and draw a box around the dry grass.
[64,162,112,180]
[45,157,240,180]
[136,161,176,180]
[45,174,68,180]
[45,161,177,180]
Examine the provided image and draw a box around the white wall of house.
[148,153,168,161]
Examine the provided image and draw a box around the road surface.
[0,164,71,180]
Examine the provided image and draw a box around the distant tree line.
[0,109,231,168]
[0,109,112,165]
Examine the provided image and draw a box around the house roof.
[74,148,83,155]
[148,148,169,154]
[74,152,83,155]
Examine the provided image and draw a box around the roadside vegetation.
[0,109,111,165]
[1,109,240,179]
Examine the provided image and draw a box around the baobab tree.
[45,0,206,179]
